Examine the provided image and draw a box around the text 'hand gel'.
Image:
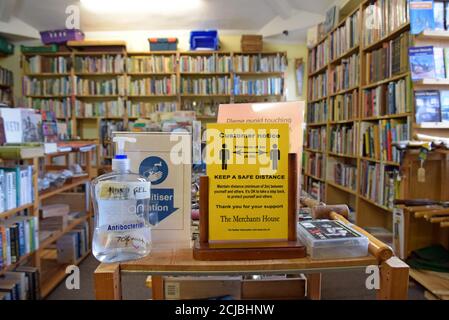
[91,137,153,263]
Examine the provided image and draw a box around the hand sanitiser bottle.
[91,137,152,263]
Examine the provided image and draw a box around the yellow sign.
[206,123,289,242]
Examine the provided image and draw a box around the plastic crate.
[0,37,14,55]
[189,30,218,51]
[40,29,84,45]
[21,44,59,54]
[149,38,178,51]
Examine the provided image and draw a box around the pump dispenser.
[91,136,152,263]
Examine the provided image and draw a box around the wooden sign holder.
[193,153,306,260]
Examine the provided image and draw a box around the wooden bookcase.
[304,0,413,230]
[0,64,14,106]
[0,148,94,298]
[21,46,288,169]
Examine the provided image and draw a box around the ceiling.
[1,0,338,42]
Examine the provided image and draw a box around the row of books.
[329,159,357,191]
[360,119,409,161]
[56,220,89,264]
[307,127,326,151]
[180,55,232,73]
[75,77,125,96]
[128,76,177,96]
[24,56,69,74]
[0,166,34,212]
[74,100,125,118]
[329,124,358,156]
[233,53,287,73]
[233,77,283,96]
[28,98,71,118]
[181,76,231,95]
[409,46,449,80]
[329,53,359,94]
[359,161,400,209]
[308,72,328,100]
[23,77,71,96]
[303,151,325,179]
[365,32,410,84]
[307,100,328,123]
[309,38,329,73]
[0,215,39,268]
[74,55,125,73]
[100,120,126,163]
[0,66,13,86]
[329,9,360,60]
[127,55,176,73]
[329,90,358,121]
[127,102,178,117]
[415,90,449,123]
[362,0,409,47]
[305,178,325,202]
[0,266,40,300]
[409,0,449,34]
[362,79,409,118]
[380,118,409,163]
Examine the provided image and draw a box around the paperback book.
[409,46,436,80]
[414,90,441,122]
[409,0,435,34]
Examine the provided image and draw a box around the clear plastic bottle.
[91,137,152,263]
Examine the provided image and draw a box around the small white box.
[297,220,369,260]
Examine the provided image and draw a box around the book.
[307,127,326,151]
[15,266,41,300]
[329,9,360,60]
[329,124,357,156]
[324,5,339,33]
[75,54,125,73]
[434,1,445,30]
[446,2,449,30]
[414,90,442,122]
[409,0,435,34]
[0,108,23,143]
[308,39,329,73]
[434,47,446,78]
[409,46,436,80]
[0,146,44,159]
[440,90,449,121]
[329,53,359,94]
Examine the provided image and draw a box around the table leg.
[94,263,122,300]
[306,273,322,300]
[377,257,409,300]
[151,276,165,300]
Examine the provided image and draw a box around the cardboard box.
[241,275,306,300]
[114,132,192,248]
[163,276,242,300]
[241,35,263,52]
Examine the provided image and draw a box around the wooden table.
[94,247,409,300]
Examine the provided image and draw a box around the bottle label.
[97,181,151,200]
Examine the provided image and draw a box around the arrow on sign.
[234,149,267,155]
[148,188,178,225]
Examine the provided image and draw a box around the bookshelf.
[0,148,94,298]
[0,65,14,106]
[304,0,412,230]
[21,47,288,169]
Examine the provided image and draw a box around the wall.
[0,32,308,104]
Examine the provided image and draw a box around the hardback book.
[434,47,446,78]
[409,0,435,34]
[414,90,442,122]
[439,90,449,122]
[409,46,436,80]
[445,2,449,30]
[434,1,445,30]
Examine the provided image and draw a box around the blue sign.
[148,188,178,225]
[139,156,169,185]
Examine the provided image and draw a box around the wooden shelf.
[328,152,358,159]
[303,172,325,182]
[0,203,34,219]
[359,195,393,213]
[329,45,360,65]
[127,94,178,98]
[22,52,72,56]
[24,73,71,77]
[234,71,284,76]
[329,119,357,124]
[413,78,449,86]
[360,156,400,166]
[304,148,325,154]
[40,249,91,298]
[308,64,328,77]
[39,215,89,249]
[327,180,357,195]
[362,22,410,52]
[414,122,449,129]
[181,94,231,97]
[127,51,178,55]
[362,72,409,90]
[234,94,283,98]
[39,177,89,201]
[75,72,123,76]
[329,85,359,97]
[361,113,411,121]
[180,72,231,76]
[0,250,36,276]
[25,95,70,98]
[308,96,327,104]
[233,51,286,55]
[414,30,449,41]
[0,83,12,89]
[306,121,327,127]
[127,72,176,76]
[76,95,123,99]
